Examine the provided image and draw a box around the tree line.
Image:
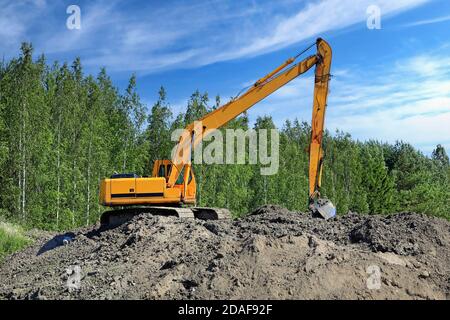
[0,44,449,230]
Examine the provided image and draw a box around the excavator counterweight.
[99,38,336,226]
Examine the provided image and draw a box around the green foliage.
[360,143,396,214]
[0,219,31,262]
[145,86,173,174]
[0,44,143,230]
[0,44,448,232]
[432,144,449,167]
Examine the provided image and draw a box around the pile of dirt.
[0,205,449,300]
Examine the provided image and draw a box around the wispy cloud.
[402,14,450,27]
[0,0,431,73]
[212,0,430,62]
[0,1,47,52]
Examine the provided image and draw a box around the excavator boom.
[168,54,319,187]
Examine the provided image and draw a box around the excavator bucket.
[311,198,336,220]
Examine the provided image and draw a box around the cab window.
[188,170,192,184]
[176,167,184,185]
[158,165,165,178]
[175,167,193,185]
[167,164,172,178]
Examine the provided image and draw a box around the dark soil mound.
[1,205,449,300]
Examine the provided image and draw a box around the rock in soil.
[1,205,449,300]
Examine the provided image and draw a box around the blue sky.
[1,0,450,154]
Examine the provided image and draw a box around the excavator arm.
[168,38,335,218]
[307,39,335,218]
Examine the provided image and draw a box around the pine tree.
[432,144,449,167]
[146,86,173,175]
[277,119,309,212]
[184,90,210,205]
[361,143,396,214]
[120,74,146,174]
[248,116,278,210]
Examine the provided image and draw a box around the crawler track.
[100,206,232,228]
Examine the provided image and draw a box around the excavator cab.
[152,160,196,205]
[99,160,196,207]
[152,160,172,181]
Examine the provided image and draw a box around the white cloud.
[0,1,45,51]
[402,14,450,27]
[0,0,431,73]
[214,0,430,61]
[395,55,450,77]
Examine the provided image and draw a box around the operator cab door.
[153,160,195,202]
[174,164,195,202]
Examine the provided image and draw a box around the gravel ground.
[1,205,449,300]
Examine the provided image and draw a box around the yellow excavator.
[99,38,336,226]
